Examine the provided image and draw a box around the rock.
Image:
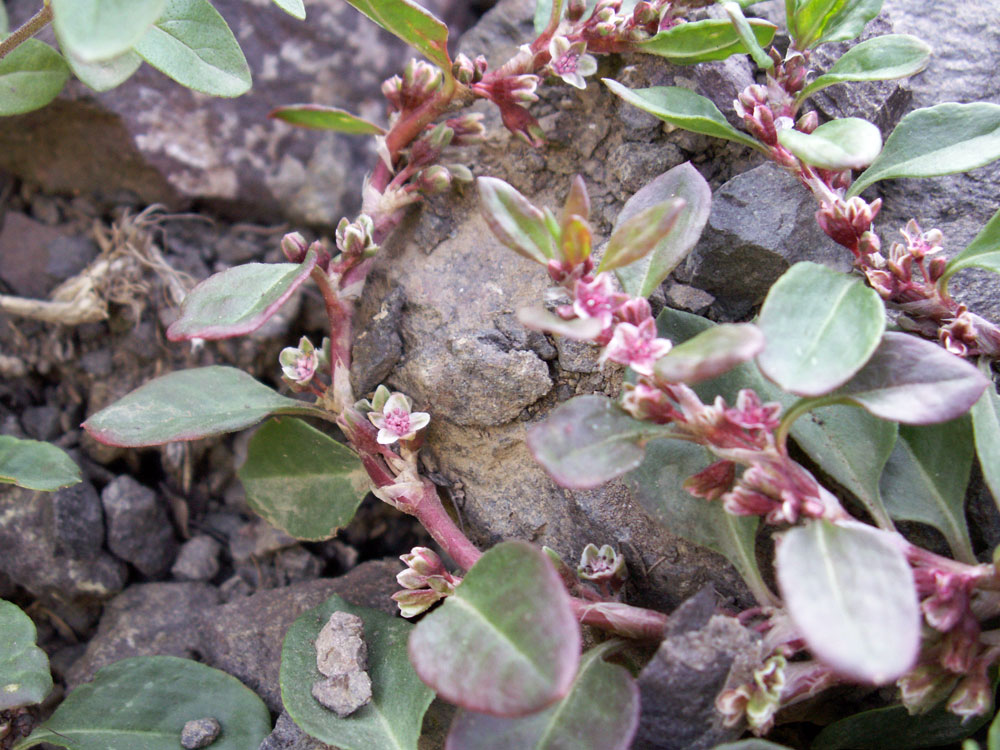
[314,612,367,677]
[632,612,763,750]
[171,535,223,582]
[311,672,373,717]
[101,475,178,577]
[51,481,105,560]
[20,405,62,441]
[230,518,298,563]
[0,213,98,299]
[351,285,405,396]
[259,712,334,750]
[556,337,602,374]
[0,0,469,226]
[0,485,126,601]
[677,163,850,319]
[181,717,222,749]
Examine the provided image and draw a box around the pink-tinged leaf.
[409,542,580,717]
[612,162,713,298]
[167,251,317,342]
[269,104,385,134]
[833,332,989,424]
[341,0,450,70]
[83,366,318,447]
[445,641,639,750]
[654,323,765,384]
[597,198,685,272]
[516,306,604,340]
[478,177,557,265]
[527,395,676,489]
[776,520,920,684]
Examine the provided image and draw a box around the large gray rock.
[0,0,468,227]
[101,475,178,577]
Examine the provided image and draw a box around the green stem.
[775,395,842,454]
[0,3,53,61]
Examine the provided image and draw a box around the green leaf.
[603,80,763,151]
[848,103,1000,197]
[716,742,796,750]
[62,46,143,92]
[532,0,564,35]
[134,0,251,97]
[340,0,450,70]
[0,40,70,116]
[478,177,557,265]
[0,436,81,491]
[813,0,884,46]
[51,0,165,62]
[0,599,52,710]
[638,18,777,65]
[238,418,367,541]
[0,2,9,36]
[800,34,932,99]
[271,0,305,19]
[166,252,317,341]
[942,207,1000,287]
[831,332,989,424]
[721,2,774,69]
[880,418,976,563]
[409,541,580,717]
[990,707,1000,750]
[654,306,895,526]
[790,0,883,48]
[776,520,920,683]
[83,366,318,447]
[14,656,270,750]
[625,438,771,604]
[279,595,433,750]
[613,163,713,297]
[812,686,996,750]
[597,198,685,273]
[777,117,882,170]
[526,395,674,489]
[654,323,765,384]
[269,105,385,134]
[446,641,639,750]
[971,374,1000,515]
[757,262,885,397]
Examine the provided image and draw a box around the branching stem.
[0,3,53,61]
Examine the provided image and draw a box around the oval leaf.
[832,332,989,424]
[721,2,774,70]
[777,117,882,170]
[0,436,81,491]
[526,395,674,489]
[238,418,367,541]
[280,595,433,750]
[614,163,713,298]
[0,599,52,711]
[0,40,70,116]
[51,0,165,62]
[341,0,450,70]
[757,262,885,397]
[597,198,685,273]
[880,418,976,563]
[638,18,777,65]
[971,374,1000,515]
[270,104,385,134]
[625,438,770,605]
[14,656,270,750]
[791,0,883,48]
[942,206,1000,286]
[63,47,143,92]
[0,3,8,35]
[777,521,919,683]
[166,251,317,341]
[478,177,557,265]
[654,323,765,384]
[516,306,605,340]
[848,103,1000,197]
[409,541,581,717]
[83,366,317,447]
[271,0,306,19]
[801,34,932,99]
[134,0,251,97]
[445,641,639,750]
[603,80,763,151]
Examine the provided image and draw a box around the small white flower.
[279,337,319,385]
[368,392,430,444]
[548,36,598,90]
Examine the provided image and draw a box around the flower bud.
[947,671,992,719]
[336,214,377,258]
[401,59,443,108]
[929,256,947,282]
[427,122,454,151]
[392,588,444,618]
[280,231,308,263]
[452,53,476,85]
[567,0,587,21]
[417,165,453,195]
[448,113,486,145]
[400,547,445,578]
[899,662,959,714]
[381,75,403,111]
[510,74,540,104]
[577,543,628,590]
[446,163,474,183]
[796,111,819,134]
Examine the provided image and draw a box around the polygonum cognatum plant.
[4,0,1000,748]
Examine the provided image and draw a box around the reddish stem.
[410,482,483,571]
[570,599,669,641]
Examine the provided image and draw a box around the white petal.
[409,412,431,431]
[376,428,399,444]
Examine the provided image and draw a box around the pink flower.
[601,318,672,375]
[368,393,430,445]
[724,389,782,431]
[548,36,598,90]
[572,273,623,327]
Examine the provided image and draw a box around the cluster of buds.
[452,52,488,85]
[576,0,675,48]
[382,59,443,114]
[734,84,782,147]
[720,454,845,525]
[393,547,462,617]
[717,654,787,733]
[361,385,431,446]
[814,196,882,259]
[577,543,628,595]
[765,48,808,110]
[335,214,377,262]
[473,66,544,146]
[279,336,329,391]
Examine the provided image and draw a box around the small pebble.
[181,717,221,749]
[311,672,372,717]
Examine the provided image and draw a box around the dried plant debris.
[311,611,372,717]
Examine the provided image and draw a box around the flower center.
[384,408,411,435]
[553,52,580,75]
